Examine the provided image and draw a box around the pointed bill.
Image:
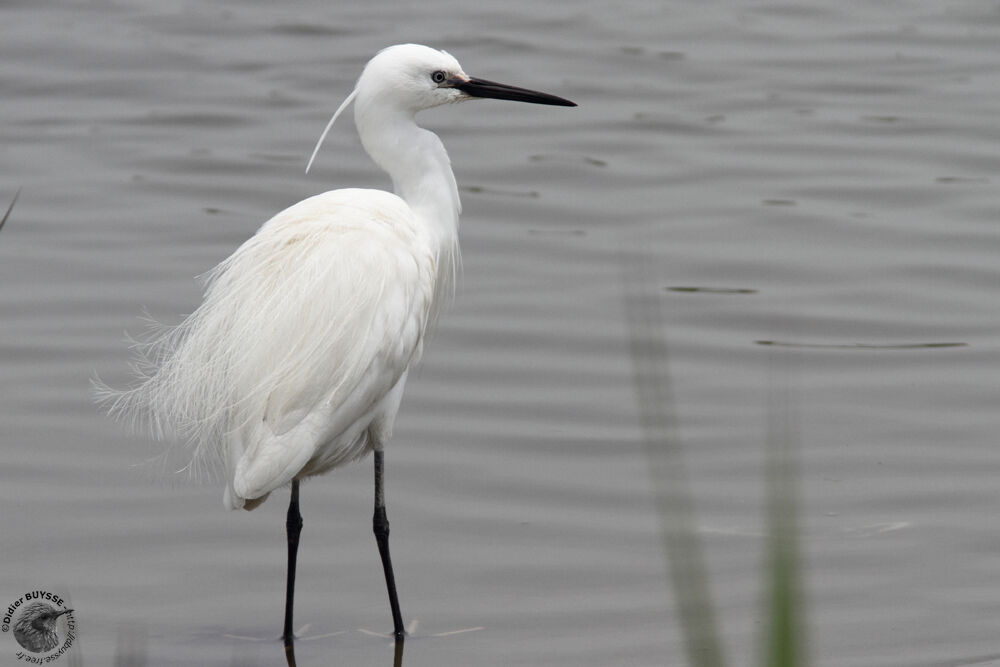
[452,77,576,107]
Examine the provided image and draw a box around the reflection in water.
[282,633,402,667]
[462,185,539,198]
[224,619,480,665]
[756,340,966,350]
[529,153,608,168]
[527,228,586,236]
[935,176,990,184]
[666,286,758,295]
[113,623,148,667]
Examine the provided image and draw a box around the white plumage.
[98,43,574,646]
[110,186,436,509]
[104,46,468,510]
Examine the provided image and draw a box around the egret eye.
[431,70,447,84]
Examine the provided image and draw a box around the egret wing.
[218,190,434,501]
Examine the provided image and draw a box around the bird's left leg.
[373,449,406,642]
[283,479,303,664]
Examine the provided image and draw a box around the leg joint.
[373,506,390,539]
[286,502,303,531]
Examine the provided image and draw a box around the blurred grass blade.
[621,245,726,667]
[114,622,148,667]
[0,187,21,233]
[761,351,808,667]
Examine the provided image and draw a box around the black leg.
[393,634,404,667]
[283,480,303,666]
[373,450,406,641]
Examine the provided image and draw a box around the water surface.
[2,1,999,665]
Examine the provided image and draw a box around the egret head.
[357,43,577,112]
[306,44,575,172]
[357,44,468,112]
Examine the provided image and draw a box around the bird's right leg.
[373,449,406,642]
[283,479,303,665]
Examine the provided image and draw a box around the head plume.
[305,87,358,174]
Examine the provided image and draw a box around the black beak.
[453,77,576,107]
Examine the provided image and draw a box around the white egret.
[99,43,575,656]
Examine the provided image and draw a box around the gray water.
[2,1,1000,665]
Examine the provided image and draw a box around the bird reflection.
[225,619,481,666]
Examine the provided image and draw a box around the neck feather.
[356,106,460,246]
[355,104,462,318]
